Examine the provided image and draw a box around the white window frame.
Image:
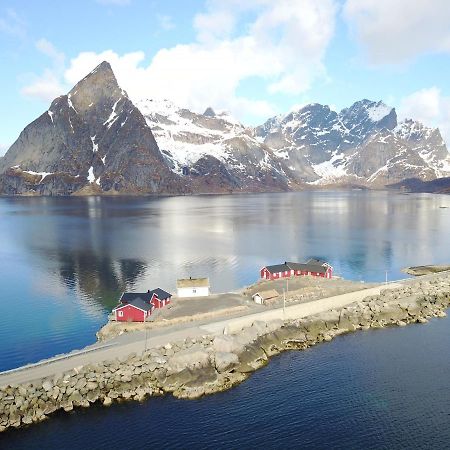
[118,310,124,317]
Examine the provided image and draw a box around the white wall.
[253,295,263,304]
[177,286,210,297]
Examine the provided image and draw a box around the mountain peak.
[93,60,113,73]
[67,61,125,114]
[203,107,216,117]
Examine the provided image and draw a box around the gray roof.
[120,292,152,303]
[306,258,328,266]
[287,261,327,273]
[114,298,153,312]
[120,288,172,305]
[265,261,330,274]
[148,288,172,299]
[264,263,290,274]
[129,298,153,311]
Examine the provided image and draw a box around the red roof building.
[260,259,333,280]
[113,288,172,322]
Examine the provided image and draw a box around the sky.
[1,0,450,155]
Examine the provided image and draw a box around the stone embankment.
[1,275,450,433]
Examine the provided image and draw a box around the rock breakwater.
[1,275,450,433]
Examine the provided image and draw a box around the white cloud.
[36,38,65,68]
[343,0,450,64]
[157,14,175,31]
[0,8,26,39]
[60,0,337,123]
[21,39,67,102]
[398,87,450,145]
[21,69,66,102]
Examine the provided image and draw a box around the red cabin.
[113,299,153,322]
[148,288,172,309]
[260,259,333,280]
[113,288,172,322]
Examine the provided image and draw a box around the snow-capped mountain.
[256,99,450,186]
[136,99,292,191]
[1,61,449,196]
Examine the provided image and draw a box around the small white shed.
[176,277,210,297]
[252,289,279,305]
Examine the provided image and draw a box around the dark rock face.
[0,62,187,195]
[189,155,241,192]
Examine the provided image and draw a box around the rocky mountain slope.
[0,62,186,195]
[136,99,292,192]
[256,100,450,187]
[1,61,449,195]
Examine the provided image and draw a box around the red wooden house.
[148,288,172,309]
[113,298,153,322]
[112,288,172,322]
[260,259,333,281]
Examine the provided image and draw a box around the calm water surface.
[1,191,450,448]
[1,190,450,371]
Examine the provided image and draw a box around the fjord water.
[1,191,450,448]
[1,190,450,371]
[5,315,450,449]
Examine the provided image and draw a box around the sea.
[1,190,450,449]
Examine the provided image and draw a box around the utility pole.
[385,270,388,285]
[283,288,286,318]
[144,326,148,353]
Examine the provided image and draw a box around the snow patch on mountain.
[87,166,95,183]
[137,99,248,171]
[367,103,392,122]
[23,170,53,183]
[311,152,348,182]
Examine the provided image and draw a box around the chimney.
[147,290,150,293]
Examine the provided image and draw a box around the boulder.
[266,319,284,333]
[257,333,282,356]
[166,345,211,375]
[311,310,340,329]
[213,335,245,354]
[235,344,267,373]
[42,381,53,392]
[215,352,239,373]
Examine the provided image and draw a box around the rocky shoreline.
[1,274,450,433]
[403,264,450,276]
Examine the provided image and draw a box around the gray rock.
[166,345,211,375]
[215,352,239,373]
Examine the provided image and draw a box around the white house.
[252,289,279,305]
[176,277,210,297]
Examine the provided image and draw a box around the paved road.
[0,281,410,388]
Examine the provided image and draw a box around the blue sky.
[1,0,450,154]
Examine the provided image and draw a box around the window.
[118,311,124,317]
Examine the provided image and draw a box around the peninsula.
[1,271,450,433]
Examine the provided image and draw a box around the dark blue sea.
[1,191,450,448]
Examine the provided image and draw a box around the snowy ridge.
[254,99,450,186]
[137,95,450,187]
[136,98,284,183]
